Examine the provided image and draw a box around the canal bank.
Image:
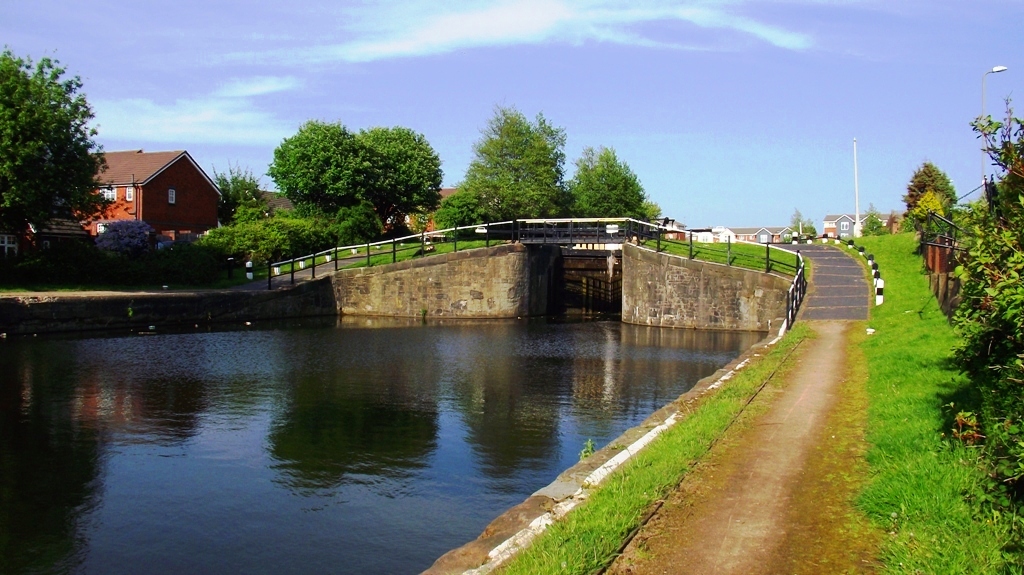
[424,324,787,575]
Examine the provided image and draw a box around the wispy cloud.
[230,0,812,64]
[92,76,300,146]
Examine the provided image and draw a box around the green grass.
[855,233,1020,574]
[642,239,801,276]
[498,323,811,575]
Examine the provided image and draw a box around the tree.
[0,50,105,233]
[354,127,442,231]
[434,190,484,229]
[568,146,648,219]
[213,164,266,225]
[267,120,363,213]
[641,200,662,222]
[906,189,945,226]
[861,203,890,236]
[903,162,956,216]
[789,209,817,237]
[460,106,568,221]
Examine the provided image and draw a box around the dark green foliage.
[268,121,363,213]
[903,162,956,219]
[955,106,1024,496]
[0,49,105,232]
[460,106,569,221]
[354,126,442,230]
[213,164,266,225]
[568,147,647,219]
[267,121,441,232]
[329,202,383,246]
[434,190,484,229]
[0,240,223,286]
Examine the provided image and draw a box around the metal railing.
[784,254,807,332]
[920,211,963,274]
[266,221,516,289]
[265,217,802,289]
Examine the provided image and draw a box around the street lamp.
[982,65,1008,184]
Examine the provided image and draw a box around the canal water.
[0,318,762,574]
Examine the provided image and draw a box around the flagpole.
[853,138,861,238]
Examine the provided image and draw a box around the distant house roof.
[824,214,858,222]
[730,226,790,235]
[260,191,294,213]
[440,187,458,199]
[97,149,220,195]
[36,217,90,238]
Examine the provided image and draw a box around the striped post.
[875,278,884,306]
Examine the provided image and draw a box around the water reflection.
[0,319,763,574]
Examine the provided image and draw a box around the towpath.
[607,244,875,575]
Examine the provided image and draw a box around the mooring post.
[765,242,770,273]
[366,243,371,267]
[392,238,396,263]
[727,236,732,266]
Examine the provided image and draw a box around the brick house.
[822,214,861,239]
[91,150,220,241]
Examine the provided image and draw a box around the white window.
[759,234,769,243]
[97,223,108,234]
[168,188,176,204]
[0,234,17,257]
[840,221,850,231]
[125,186,134,202]
[101,187,115,201]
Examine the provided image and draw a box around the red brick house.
[91,150,220,241]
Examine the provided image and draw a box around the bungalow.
[91,149,220,242]
[730,226,793,244]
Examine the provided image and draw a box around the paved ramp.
[785,244,869,320]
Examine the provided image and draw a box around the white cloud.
[92,77,300,146]
[231,0,812,64]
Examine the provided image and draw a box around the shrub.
[95,220,154,257]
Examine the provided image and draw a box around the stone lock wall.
[331,243,560,318]
[621,243,789,331]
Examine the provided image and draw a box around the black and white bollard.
[246,260,253,280]
[875,278,884,306]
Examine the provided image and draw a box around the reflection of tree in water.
[0,344,103,574]
[268,371,438,492]
[451,347,562,482]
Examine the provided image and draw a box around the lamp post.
[982,65,1008,184]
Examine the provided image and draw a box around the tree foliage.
[267,121,441,234]
[354,126,442,230]
[568,146,647,219]
[861,203,890,236]
[789,209,817,237]
[0,49,105,232]
[213,164,266,225]
[434,190,484,229]
[903,162,956,218]
[268,121,364,213]
[460,106,568,221]
[954,104,1024,494]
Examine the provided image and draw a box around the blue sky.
[3,1,1022,227]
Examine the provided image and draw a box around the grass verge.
[641,239,801,276]
[856,233,1020,573]
[497,323,811,575]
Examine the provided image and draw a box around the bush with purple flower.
[95,220,154,257]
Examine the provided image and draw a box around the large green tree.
[354,126,442,231]
[434,190,484,229]
[0,50,105,233]
[267,120,363,213]
[568,146,647,219]
[789,209,817,237]
[903,162,956,217]
[460,106,568,221]
[213,164,266,225]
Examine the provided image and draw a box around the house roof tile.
[97,150,186,185]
